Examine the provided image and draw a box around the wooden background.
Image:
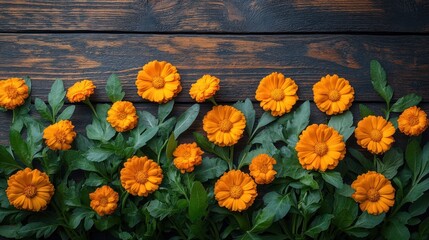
[0,0,429,144]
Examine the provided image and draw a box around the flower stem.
[208,97,218,106]
[84,99,99,119]
[229,146,234,170]
[12,109,16,124]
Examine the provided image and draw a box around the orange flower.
[351,171,395,215]
[6,168,55,211]
[43,120,77,150]
[106,101,138,132]
[136,60,182,103]
[89,185,119,216]
[120,156,163,197]
[295,124,346,171]
[249,154,277,184]
[255,72,298,116]
[0,78,29,110]
[398,106,428,136]
[214,170,257,212]
[66,80,96,103]
[355,116,395,154]
[203,105,246,146]
[173,143,204,173]
[189,74,220,102]
[313,74,355,115]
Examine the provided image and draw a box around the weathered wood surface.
[1,34,428,103]
[0,1,428,33]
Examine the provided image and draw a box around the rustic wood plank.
[0,1,428,33]
[0,34,428,102]
[1,102,428,146]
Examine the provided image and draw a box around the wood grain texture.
[1,102,428,146]
[0,34,428,103]
[0,0,428,32]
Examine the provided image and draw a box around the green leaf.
[282,101,310,147]
[119,232,133,240]
[69,208,95,229]
[128,126,159,151]
[20,220,58,238]
[9,130,31,166]
[370,60,393,104]
[382,219,410,240]
[94,216,120,231]
[57,105,75,121]
[140,111,159,129]
[262,192,291,222]
[420,143,429,177]
[254,112,277,134]
[64,150,98,173]
[158,100,174,123]
[48,79,66,117]
[194,157,228,182]
[406,139,422,179]
[147,199,175,220]
[35,98,53,122]
[348,147,373,171]
[305,214,334,238]
[359,104,374,119]
[404,178,429,203]
[106,74,125,102]
[0,224,22,238]
[84,173,106,186]
[188,181,208,222]
[84,147,114,162]
[250,209,275,233]
[377,147,403,179]
[239,232,264,240]
[86,117,116,142]
[165,133,177,162]
[239,148,267,168]
[390,93,422,113]
[328,111,355,141]
[353,212,385,229]
[234,98,255,136]
[333,193,358,229]
[345,228,370,238]
[193,132,229,161]
[321,171,343,189]
[0,145,22,174]
[174,104,200,139]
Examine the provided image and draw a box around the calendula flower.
[120,156,163,197]
[249,154,277,184]
[214,170,257,212]
[0,78,29,110]
[136,60,182,103]
[43,120,77,150]
[295,124,346,171]
[89,185,119,216]
[355,116,395,154]
[313,74,355,115]
[66,79,96,103]
[106,101,138,132]
[6,168,54,212]
[189,74,220,102]
[173,143,204,173]
[203,105,246,147]
[398,106,428,136]
[255,72,299,116]
[351,171,395,215]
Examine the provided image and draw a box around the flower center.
[135,171,148,184]
[182,150,191,159]
[118,111,128,120]
[259,163,270,173]
[219,119,233,132]
[24,185,37,198]
[367,188,380,202]
[99,197,108,207]
[152,76,165,89]
[408,115,419,126]
[271,89,285,101]
[6,86,18,98]
[198,83,210,92]
[55,131,67,143]
[370,129,383,142]
[314,142,328,156]
[328,90,341,102]
[230,185,243,199]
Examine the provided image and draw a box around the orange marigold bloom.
[355,116,395,154]
[313,74,355,115]
[214,170,257,212]
[66,80,96,103]
[136,60,182,103]
[106,101,138,132]
[351,171,395,215]
[249,154,277,184]
[203,105,246,147]
[0,78,29,110]
[255,72,299,117]
[6,168,55,211]
[173,142,204,173]
[120,156,163,197]
[398,106,428,136]
[89,185,119,216]
[189,74,220,103]
[295,124,346,171]
[43,120,77,150]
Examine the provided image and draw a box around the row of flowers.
[0,60,428,239]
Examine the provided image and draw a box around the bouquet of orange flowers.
[0,60,428,240]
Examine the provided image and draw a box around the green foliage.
[328,110,355,141]
[370,60,393,104]
[106,74,125,102]
[173,103,199,139]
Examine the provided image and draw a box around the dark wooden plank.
[0,1,428,33]
[1,102,428,146]
[1,34,428,102]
